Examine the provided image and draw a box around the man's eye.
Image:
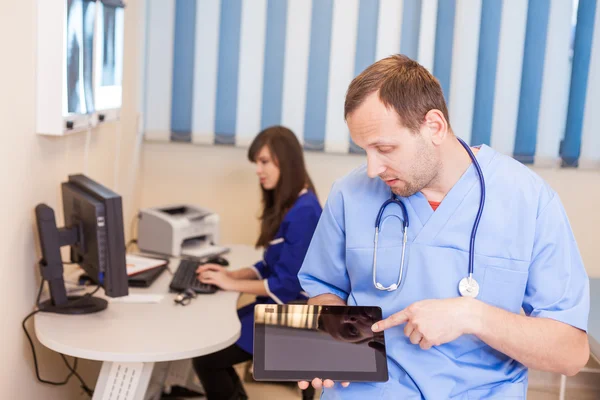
[378,147,393,153]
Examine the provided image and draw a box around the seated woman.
[192,126,322,400]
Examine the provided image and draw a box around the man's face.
[348,93,440,197]
[319,309,377,344]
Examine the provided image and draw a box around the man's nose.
[367,154,385,178]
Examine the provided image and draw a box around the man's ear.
[423,109,448,146]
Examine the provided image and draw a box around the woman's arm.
[227,279,269,296]
[229,267,261,280]
[198,263,268,295]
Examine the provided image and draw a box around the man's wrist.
[461,297,486,336]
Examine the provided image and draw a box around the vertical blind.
[144,0,600,168]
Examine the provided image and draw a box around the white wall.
[140,141,600,279]
[0,0,145,398]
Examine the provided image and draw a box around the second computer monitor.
[62,174,128,298]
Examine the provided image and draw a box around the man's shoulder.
[485,146,556,214]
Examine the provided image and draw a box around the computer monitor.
[35,174,128,314]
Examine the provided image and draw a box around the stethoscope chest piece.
[458,276,479,298]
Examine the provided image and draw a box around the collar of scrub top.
[373,194,409,291]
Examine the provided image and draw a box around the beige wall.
[534,168,600,278]
[140,141,600,278]
[1,1,144,398]
[139,142,365,247]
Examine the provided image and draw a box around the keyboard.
[169,259,218,294]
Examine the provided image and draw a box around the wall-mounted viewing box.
[36,0,125,136]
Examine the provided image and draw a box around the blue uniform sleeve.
[264,207,321,304]
[298,182,352,302]
[251,259,270,279]
[523,193,590,331]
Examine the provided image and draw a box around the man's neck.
[421,137,479,203]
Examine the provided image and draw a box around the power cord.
[127,213,140,252]
[126,239,138,252]
[22,279,99,396]
[59,354,94,396]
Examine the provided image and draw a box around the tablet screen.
[253,304,388,382]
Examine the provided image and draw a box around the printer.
[137,204,227,258]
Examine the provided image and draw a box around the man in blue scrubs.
[298,55,590,399]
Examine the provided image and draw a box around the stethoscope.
[372,137,485,298]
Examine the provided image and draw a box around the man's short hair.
[344,54,451,132]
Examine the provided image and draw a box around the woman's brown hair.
[248,126,317,248]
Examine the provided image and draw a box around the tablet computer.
[253,304,388,382]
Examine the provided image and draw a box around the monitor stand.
[38,296,107,315]
[35,204,107,315]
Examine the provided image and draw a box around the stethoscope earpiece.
[374,282,398,292]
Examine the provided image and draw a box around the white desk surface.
[34,244,262,363]
[588,278,600,358]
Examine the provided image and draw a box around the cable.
[60,354,94,396]
[126,239,138,252]
[22,280,99,396]
[165,263,174,276]
[22,310,76,385]
[127,213,140,251]
[22,282,72,386]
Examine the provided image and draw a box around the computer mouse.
[207,255,229,267]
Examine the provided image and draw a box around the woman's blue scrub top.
[298,145,590,399]
[236,190,322,354]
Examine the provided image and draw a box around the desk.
[34,244,261,400]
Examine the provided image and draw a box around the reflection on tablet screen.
[257,305,385,373]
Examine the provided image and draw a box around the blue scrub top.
[298,145,590,399]
[236,190,322,354]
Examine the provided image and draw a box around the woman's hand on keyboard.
[196,263,231,277]
[196,264,234,290]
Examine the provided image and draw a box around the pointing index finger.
[372,309,409,332]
